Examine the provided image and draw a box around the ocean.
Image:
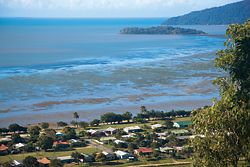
[0,18,227,126]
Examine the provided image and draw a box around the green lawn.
[75,158,192,167]
[0,147,99,164]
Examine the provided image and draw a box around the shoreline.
[0,98,212,127]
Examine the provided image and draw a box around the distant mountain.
[163,0,250,25]
[120,26,206,35]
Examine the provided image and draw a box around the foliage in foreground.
[192,20,250,167]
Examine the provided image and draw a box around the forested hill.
[163,0,250,25]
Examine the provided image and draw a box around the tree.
[28,126,41,136]
[122,111,132,122]
[78,121,89,129]
[62,127,76,139]
[23,156,39,167]
[90,119,100,126]
[71,152,84,164]
[95,153,106,162]
[57,121,68,127]
[192,20,250,167]
[11,133,23,143]
[70,120,78,127]
[37,135,53,150]
[164,120,174,129]
[140,106,147,113]
[28,126,41,142]
[49,159,63,167]
[8,123,27,132]
[40,122,49,129]
[73,112,79,121]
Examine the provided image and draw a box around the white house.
[115,150,133,159]
[151,124,163,129]
[13,143,26,149]
[114,140,127,145]
[105,127,117,135]
[159,146,174,153]
[123,126,141,133]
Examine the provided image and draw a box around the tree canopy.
[192,20,250,167]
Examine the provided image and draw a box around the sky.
[0,0,242,18]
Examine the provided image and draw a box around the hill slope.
[163,0,250,25]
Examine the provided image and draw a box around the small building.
[38,157,51,166]
[13,143,26,149]
[80,153,95,163]
[53,141,70,148]
[105,127,117,135]
[69,139,80,143]
[102,151,116,161]
[151,124,163,129]
[100,137,116,144]
[57,156,74,163]
[159,146,174,153]
[170,129,189,135]
[173,121,192,128]
[134,147,153,156]
[114,139,127,145]
[87,129,106,138]
[121,134,135,138]
[115,150,134,159]
[124,126,141,133]
[11,160,23,167]
[0,144,9,155]
[56,132,64,137]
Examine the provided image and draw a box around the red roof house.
[134,147,153,155]
[53,141,70,148]
[0,144,9,155]
[38,157,51,165]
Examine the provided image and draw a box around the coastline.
[0,98,212,127]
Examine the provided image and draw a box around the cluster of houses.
[0,120,197,166]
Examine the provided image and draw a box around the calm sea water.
[0,18,227,125]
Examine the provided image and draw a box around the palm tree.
[73,112,79,127]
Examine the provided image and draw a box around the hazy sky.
[0,0,242,18]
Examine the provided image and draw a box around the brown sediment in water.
[33,93,168,108]
[0,99,212,127]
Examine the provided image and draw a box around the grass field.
[0,146,99,164]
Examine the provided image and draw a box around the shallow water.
[0,18,227,125]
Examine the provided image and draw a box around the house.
[124,126,142,133]
[0,137,12,143]
[114,140,127,145]
[0,144,9,155]
[53,141,70,148]
[151,124,163,129]
[105,127,117,135]
[56,132,64,137]
[100,137,116,144]
[121,134,135,138]
[38,157,51,166]
[102,151,116,161]
[69,139,80,143]
[174,146,184,152]
[87,129,106,138]
[170,129,189,135]
[134,147,153,156]
[13,143,26,149]
[115,150,134,159]
[173,121,192,128]
[80,153,95,163]
[159,146,174,153]
[57,156,74,163]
